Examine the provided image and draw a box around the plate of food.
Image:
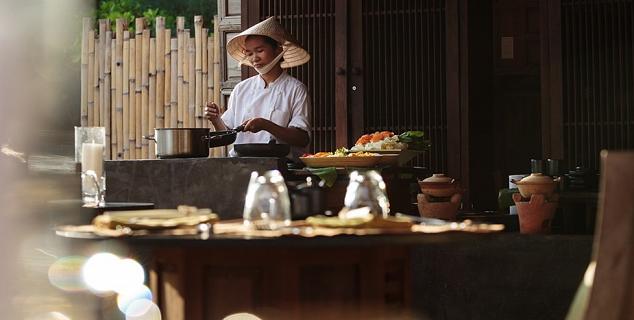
[300,149,381,168]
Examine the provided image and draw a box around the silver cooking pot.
[144,127,242,159]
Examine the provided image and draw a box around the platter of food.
[300,152,381,168]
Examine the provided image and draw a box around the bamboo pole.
[115,19,124,160]
[149,38,157,159]
[141,29,150,159]
[128,38,136,159]
[164,29,172,127]
[104,31,112,159]
[99,19,108,127]
[183,32,190,128]
[87,29,95,126]
[194,16,203,128]
[188,36,195,128]
[213,16,224,157]
[170,38,178,128]
[135,18,144,158]
[110,39,117,159]
[155,17,165,130]
[80,18,91,127]
[93,32,100,128]
[213,16,221,111]
[122,30,130,159]
[207,33,214,109]
[177,17,185,128]
[202,28,208,129]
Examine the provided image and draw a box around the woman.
[205,17,311,158]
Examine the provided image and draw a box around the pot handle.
[143,135,156,141]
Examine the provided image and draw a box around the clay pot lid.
[421,173,454,184]
[517,173,555,185]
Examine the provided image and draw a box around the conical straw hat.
[227,17,310,69]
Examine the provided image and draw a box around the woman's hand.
[241,118,272,133]
[204,102,227,131]
[204,102,221,122]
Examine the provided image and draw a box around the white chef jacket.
[221,71,311,158]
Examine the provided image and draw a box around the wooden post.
[207,34,215,130]
[164,29,172,127]
[104,31,112,159]
[128,37,136,160]
[115,19,124,160]
[141,29,150,159]
[170,38,179,128]
[80,17,91,127]
[122,30,130,159]
[177,17,185,128]
[194,16,203,128]
[99,19,108,127]
[135,18,144,158]
[202,28,208,129]
[87,29,95,126]
[149,38,157,159]
[155,17,166,130]
[188,35,195,128]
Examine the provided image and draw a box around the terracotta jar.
[511,173,560,199]
[418,173,460,198]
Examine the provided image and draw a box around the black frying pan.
[205,125,245,148]
[234,142,291,158]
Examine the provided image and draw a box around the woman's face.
[244,36,282,68]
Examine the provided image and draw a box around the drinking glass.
[81,170,106,207]
[243,170,291,230]
[343,170,390,218]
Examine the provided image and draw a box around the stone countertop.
[105,157,287,220]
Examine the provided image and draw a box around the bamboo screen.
[362,0,447,172]
[561,0,634,170]
[259,0,337,154]
[80,16,223,160]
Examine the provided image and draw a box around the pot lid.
[422,173,454,184]
[519,173,555,184]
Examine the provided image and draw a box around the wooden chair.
[567,151,634,320]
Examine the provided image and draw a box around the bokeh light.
[223,313,263,320]
[81,252,121,293]
[29,311,72,320]
[117,284,153,313]
[47,255,87,292]
[112,258,145,294]
[124,299,162,320]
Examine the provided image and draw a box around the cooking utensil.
[205,125,244,148]
[233,142,291,157]
[144,128,211,159]
[511,173,561,199]
[418,173,461,198]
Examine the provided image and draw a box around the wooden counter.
[72,232,592,320]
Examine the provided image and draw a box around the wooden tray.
[300,156,380,168]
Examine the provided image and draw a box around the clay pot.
[417,193,462,220]
[418,173,461,198]
[511,173,560,199]
[512,193,558,234]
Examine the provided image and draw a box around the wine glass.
[243,170,291,230]
[343,170,390,218]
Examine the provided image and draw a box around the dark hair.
[245,35,280,49]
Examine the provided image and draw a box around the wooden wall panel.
[361,0,448,172]
[258,0,337,154]
[561,0,634,171]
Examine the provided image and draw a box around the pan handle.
[143,135,156,141]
